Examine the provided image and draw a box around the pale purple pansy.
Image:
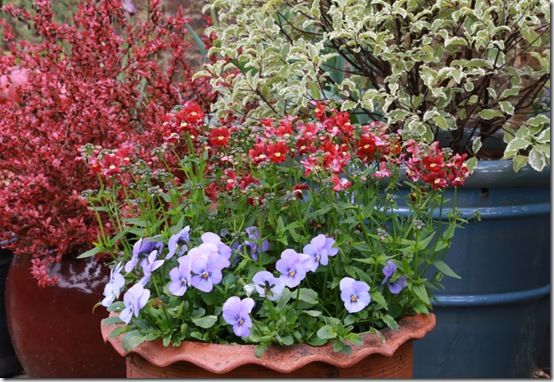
[340,277,371,313]
[187,243,230,292]
[276,249,313,288]
[139,250,165,286]
[252,271,285,301]
[201,232,232,260]
[303,234,339,272]
[120,282,150,324]
[222,296,255,337]
[243,226,270,260]
[167,256,192,296]
[125,238,164,273]
[382,260,407,294]
[101,262,125,307]
[167,226,190,259]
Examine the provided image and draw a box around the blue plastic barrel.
[406,160,550,377]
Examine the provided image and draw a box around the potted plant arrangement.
[87,102,470,377]
[0,0,213,377]
[200,0,551,377]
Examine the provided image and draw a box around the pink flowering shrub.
[0,0,214,286]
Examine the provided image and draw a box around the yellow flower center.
[274,152,281,157]
[363,144,370,149]
[288,270,296,278]
[201,272,209,280]
[218,136,225,141]
[350,295,358,303]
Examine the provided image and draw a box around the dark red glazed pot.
[102,314,435,378]
[5,254,126,377]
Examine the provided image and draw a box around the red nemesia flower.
[267,142,288,163]
[249,143,269,165]
[209,127,231,147]
[331,175,352,192]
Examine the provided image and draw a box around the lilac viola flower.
[188,243,230,292]
[167,256,192,296]
[252,271,285,301]
[222,296,255,337]
[167,226,190,259]
[242,226,270,260]
[125,238,164,273]
[276,249,314,288]
[201,232,232,260]
[139,250,165,286]
[303,234,339,272]
[382,260,407,295]
[120,282,150,324]
[101,262,125,307]
[340,277,371,313]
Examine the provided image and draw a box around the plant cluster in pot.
[202,0,551,377]
[0,0,214,377]
[88,104,470,377]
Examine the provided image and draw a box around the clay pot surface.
[102,313,435,378]
[6,254,126,377]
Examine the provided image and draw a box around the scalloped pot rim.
[101,313,435,374]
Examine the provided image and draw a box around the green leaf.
[77,246,100,259]
[255,343,270,358]
[528,149,548,172]
[434,260,461,279]
[512,155,529,173]
[317,325,337,340]
[102,316,123,325]
[302,310,322,317]
[472,137,482,154]
[382,314,399,330]
[505,138,530,154]
[122,330,146,352]
[478,109,503,120]
[107,302,125,312]
[192,315,218,329]
[372,291,388,310]
[297,288,318,305]
[109,326,129,339]
[412,284,430,305]
[499,101,514,115]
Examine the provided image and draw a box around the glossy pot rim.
[101,313,435,375]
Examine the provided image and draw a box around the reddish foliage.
[0,0,214,286]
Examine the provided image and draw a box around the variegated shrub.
[200,0,550,172]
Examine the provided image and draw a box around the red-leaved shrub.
[0,0,214,286]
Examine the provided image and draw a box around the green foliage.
[203,0,550,170]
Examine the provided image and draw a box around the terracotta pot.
[5,254,126,377]
[102,313,435,378]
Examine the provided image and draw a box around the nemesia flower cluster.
[90,103,468,353]
[0,0,214,286]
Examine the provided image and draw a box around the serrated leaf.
[434,260,461,279]
[499,101,514,115]
[505,138,530,153]
[512,155,528,172]
[192,315,218,329]
[528,149,548,172]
